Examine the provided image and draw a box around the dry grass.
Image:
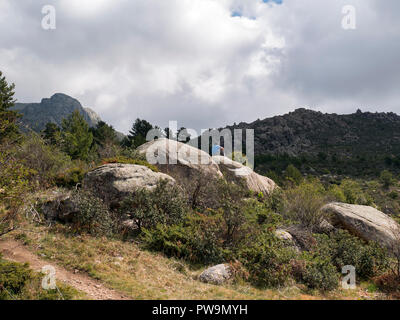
[5,220,386,300]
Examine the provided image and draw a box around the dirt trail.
[0,239,130,300]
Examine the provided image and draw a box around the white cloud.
[0,0,399,133]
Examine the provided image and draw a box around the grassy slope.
[5,220,385,300]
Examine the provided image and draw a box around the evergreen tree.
[126,118,153,148]
[61,110,93,160]
[91,121,118,147]
[0,71,19,144]
[42,122,62,146]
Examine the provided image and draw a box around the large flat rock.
[322,202,400,250]
[83,163,175,205]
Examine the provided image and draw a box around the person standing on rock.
[211,144,224,156]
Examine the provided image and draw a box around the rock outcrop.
[275,229,301,252]
[213,156,276,196]
[41,190,77,222]
[83,163,175,206]
[322,202,400,249]
[199,264,232,285]
[137,138,223,182]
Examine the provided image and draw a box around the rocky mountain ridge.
[226,108,400,158]
[13,93,101,131]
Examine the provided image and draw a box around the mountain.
[227,108,400,156]
[217,108,400,177]
[13,93,101,132]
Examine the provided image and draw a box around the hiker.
[211,144,224,156]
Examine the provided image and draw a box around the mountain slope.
[217,108,400,177]
[226,108,400,157]
[13,93,101,131]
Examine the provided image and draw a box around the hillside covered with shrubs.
[2,70,400,300]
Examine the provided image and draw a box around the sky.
[1,0,399,134]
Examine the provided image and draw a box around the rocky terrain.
[13,93,101,131]
[225,108,400,157]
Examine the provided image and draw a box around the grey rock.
[213,155,277,196]
[199,264,232,285]
[137,138,223,183]
[317,219,335,234]
[41,191,78,222]
[275,229,301,252]
[83,163,175,206]
[322,202,400,250]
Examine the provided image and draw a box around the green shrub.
[388,191,399,200]
[282,181,328,231]
[338,179,374,205]
[301,257,339,291]
[242,199,283,229]
[0,257,78,300]
[141,213,229,265]
[315,230,388,280]
[55,166,87,188]
[0,259,32,299]
[380,170,394,188]
[70,190,115,237]
[120,179,188,231]
[16,133,72,187]
[239,232,297,288]
[0,148,33,237]
[284,164,303,185]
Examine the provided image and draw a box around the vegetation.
[1,70,400,300]
[61,110,93,160]
[123,118,154,148]
[120,180,187,231]
[0,255,81,300]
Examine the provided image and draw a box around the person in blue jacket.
[211,144,224,156]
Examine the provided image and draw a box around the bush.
[120,179,188,231]
[389,191,399,200]
[0,147,33,237]
[284,164,303,185]
[0,257,77,300]
[55,166,87,188]
[380,170,394,188]
[141,213,230,265]
[338,179,374,205]
[16,133,71,187]
[239,232,297,288]
[0,259,32,299]
[282,181,328,232]
[301,257,339,291]
[314,230,389,280]
[242,199,283,229]
[70,190,115,237]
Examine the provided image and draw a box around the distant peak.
[50,93,77,101]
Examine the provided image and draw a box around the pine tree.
[0,70,19,144]
[61,110,93,160]
[127,118,153,148]
[91,121,118,147]
[42,122,62,146]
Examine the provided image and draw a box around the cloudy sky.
[1,0,399,134]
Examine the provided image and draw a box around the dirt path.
[0,239,130,300]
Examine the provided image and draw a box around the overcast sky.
[1,0,399,134]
